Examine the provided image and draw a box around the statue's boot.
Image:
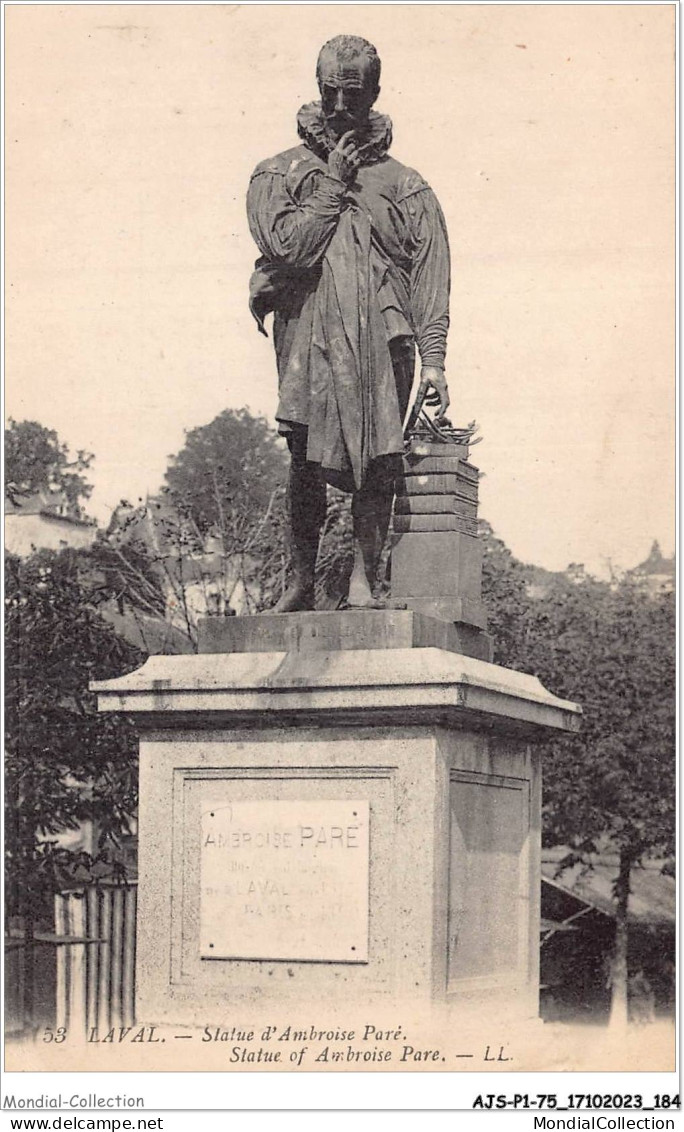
[273,542,318,613]
[346,473,394,609]
[274,432,325,613]
[341,595,408,610]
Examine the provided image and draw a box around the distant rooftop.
[5,488,93,527]
[542,850,674,927]
[633,539,675,578]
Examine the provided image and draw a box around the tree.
[5,548,144,1025]
[5,419,94,516]
[479,519,532,668]
[104,409,387,627]
[95,409,290,638]
[106,409,357,637]
[476,524,675,1023]
[163,408,288,540]
[519,569,676,1025]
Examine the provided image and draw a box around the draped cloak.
[247,103,450,493]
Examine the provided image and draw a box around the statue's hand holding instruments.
[421,366,450,419]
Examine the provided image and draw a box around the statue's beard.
[323,110,365,141]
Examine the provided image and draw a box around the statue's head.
[316,35,381,141]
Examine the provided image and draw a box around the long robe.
[247,104,450,492]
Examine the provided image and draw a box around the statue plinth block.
[198,608,481,656]
[94,623,580,1024]
[391,530,484,602]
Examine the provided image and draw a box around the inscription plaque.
[200,799,370,962]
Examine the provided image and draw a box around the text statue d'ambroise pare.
[247,35,450,612]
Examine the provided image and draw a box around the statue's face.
[317,52,379,141]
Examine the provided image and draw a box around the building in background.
[630,540,675,595]
[5,489,97,557]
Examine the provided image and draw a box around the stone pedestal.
[94,611,580,1026]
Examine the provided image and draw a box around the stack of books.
[394,443,479,537]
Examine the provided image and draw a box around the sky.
[6,3,675,575]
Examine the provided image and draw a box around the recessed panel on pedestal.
[200,799,369,963]
[448,771,529,989]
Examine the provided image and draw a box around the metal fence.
[54,882,137,1036]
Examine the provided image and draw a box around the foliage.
[163,408,288,540]
[86,409,293,642]
[524,571,675,865]
[88,534,167,621]
[106,411,376,628]
[5,549,144,925]
[479,519,531,668]
[477,524,675,871]
[5,418,94,516]
[478,525,675,1019]
[100,486,290,647]
[523,569,675,1023]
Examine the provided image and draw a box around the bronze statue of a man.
[247,35,450,610]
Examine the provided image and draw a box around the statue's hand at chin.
[327,131,362,183]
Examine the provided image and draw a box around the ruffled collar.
[296,101,393,164]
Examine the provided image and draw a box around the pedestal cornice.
[93,647,581,738]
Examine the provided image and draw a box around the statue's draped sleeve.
[398,178,451,370]
[247,161,346,268]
